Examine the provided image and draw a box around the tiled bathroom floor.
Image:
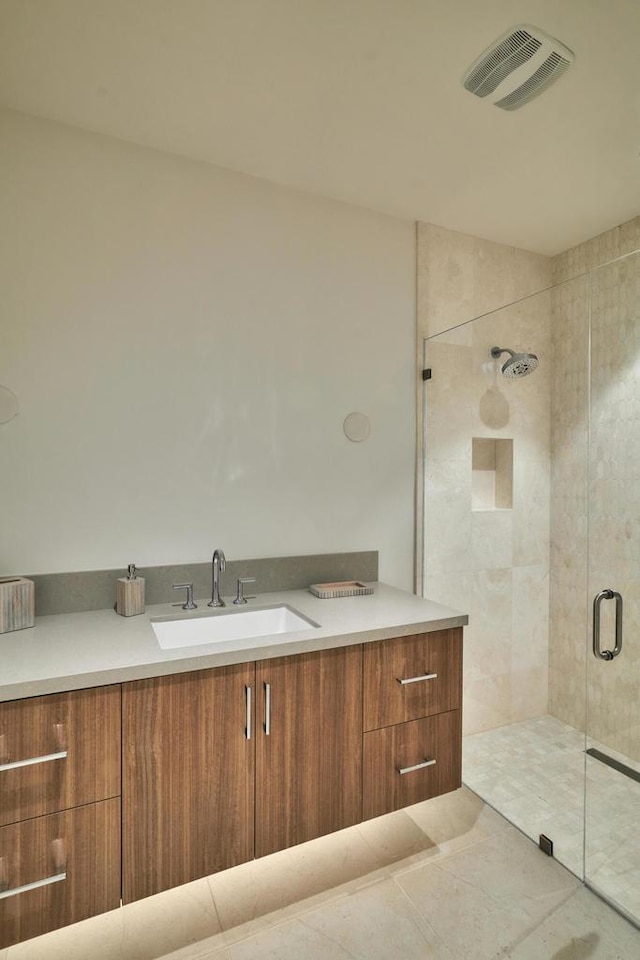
[4,786,640,960]
[464,714,640,926]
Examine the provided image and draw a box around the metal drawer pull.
[0,871,67,900]
[398,758,436,776]
[0,839,67,899]
[246,685,252,741]
[264,682,271,736]
[397,672,438,685]
[0,750,67,772]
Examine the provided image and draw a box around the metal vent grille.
[462,24,574,111]
[495,51,571,111]
[463,29,541,97]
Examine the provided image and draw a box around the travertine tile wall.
[547,274,589,734]
[417,223,552,735]
[418,222,551,339]
[588,252,640,759]
[550,216,640,759]
[420,216,640,745]
[553,216,640,284]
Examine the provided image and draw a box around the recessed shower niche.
[471,437,513,511]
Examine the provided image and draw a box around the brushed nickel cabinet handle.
[0,839,67,900]
[0,750,67,772]
[396,672,438,685]
[0,871,67,900]
[264,682,271,736]
[398,758,436,776]
[246,685,252,741]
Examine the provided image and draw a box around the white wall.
[0,110,416,588]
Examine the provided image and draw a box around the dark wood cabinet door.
[0,798,120,949]
[363,628,462,731]
[122,663,255,902]
[255,645,362,859]
[0,685,121,827]
[362,709,462,820]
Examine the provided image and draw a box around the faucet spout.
[208,549,226,607]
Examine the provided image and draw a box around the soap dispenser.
[116,563,145,617]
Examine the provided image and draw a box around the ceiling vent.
[462,25,574,111]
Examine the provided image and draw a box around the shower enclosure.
[420,248,640,925]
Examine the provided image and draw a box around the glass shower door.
[585,248,640,922]
[420,277,590,880]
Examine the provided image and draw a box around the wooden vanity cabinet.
[2,624,463,944]
[255,644,362,858]
[362,629,462,820]
[122,645,363,898]
[0,686,121,949]
[122,631,461,899]
[122,663,255,902]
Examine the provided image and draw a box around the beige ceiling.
[1,0,639,255]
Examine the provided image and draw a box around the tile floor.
[464,714,640,926]
[4,786,640,959]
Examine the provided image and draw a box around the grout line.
[204,876,226,940]
[392,869,453,955]
[496,885,584,958]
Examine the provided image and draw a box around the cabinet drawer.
[363,629,462,731]
[363,710,461,820]
[0,797,121,948]
[0,685,121,826]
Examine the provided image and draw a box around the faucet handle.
[233,577,256,605]
[173,582,197,610]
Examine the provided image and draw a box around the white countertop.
[0,583,468,702]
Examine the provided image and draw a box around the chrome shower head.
[490,346,539,380]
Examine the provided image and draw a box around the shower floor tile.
[464,714,640,924]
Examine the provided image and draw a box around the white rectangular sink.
[151,604,319,650]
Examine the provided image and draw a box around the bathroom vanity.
[0,584,466,948]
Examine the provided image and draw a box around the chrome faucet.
[208,548,226,607]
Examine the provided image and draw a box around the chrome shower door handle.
[593,588,623,661]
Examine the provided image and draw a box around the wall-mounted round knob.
[343,412,370,443]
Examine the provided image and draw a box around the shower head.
[490,346,539,380]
